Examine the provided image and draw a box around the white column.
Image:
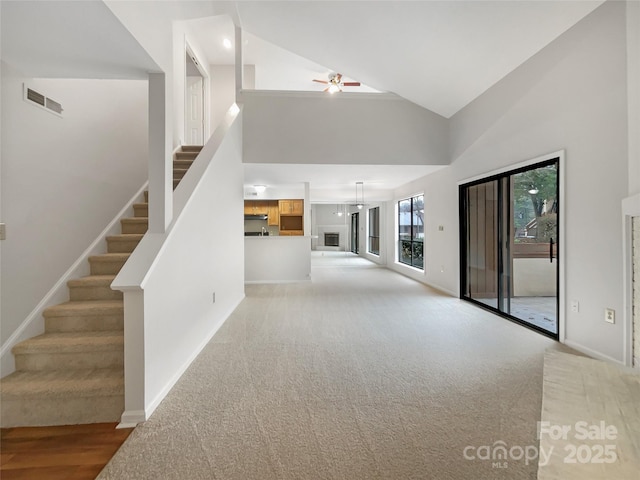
[235,25,243,99]
[304,182,311,236]
[148,72,172,232]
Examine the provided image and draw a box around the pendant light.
[356,182,364,209]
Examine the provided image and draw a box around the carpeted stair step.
[133,203,148,217]
[120,217,148,234]
[0,368,124,427]
[173,159,194,169]
[173,178,180,189]
[181,145,202,152]
[67,275,121,301]
[13,331,123,371]
[175,151,198,160]
[106,234,144,253]
[173,168,189,180]
[44,300,124,333]
[89,253,130,275]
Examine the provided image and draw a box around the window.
[398,195,424,269]
[368,207,380,255]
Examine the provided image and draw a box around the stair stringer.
[0,182,149,378]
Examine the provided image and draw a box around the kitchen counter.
[245,235,311,283]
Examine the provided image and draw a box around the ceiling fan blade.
[323,87,330,92]
[313,79,329,84]
[343,82,361,86]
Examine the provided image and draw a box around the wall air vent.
[26,88,45,106]
[23,84,64,117]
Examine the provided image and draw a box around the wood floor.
[1,423,133,480]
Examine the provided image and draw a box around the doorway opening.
[459,158,560,338]
[185,46,206,145]
[351,213,359,254]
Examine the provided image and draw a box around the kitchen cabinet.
[267,201,279,226]
[279,215,303,235]
[279,230,304,236]
[278,199,303,216]
[244,201,268,215]
[278,199,304,235]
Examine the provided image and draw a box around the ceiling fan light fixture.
[328,84,340,94]
[528,184,539,195]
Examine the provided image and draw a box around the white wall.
[389,1,629,361]
[113,109,245,422]
[628,0,640,196]
[241,91,449,166]
[211,65,255,134]
[0,62,148,345]
[245,236,311,283]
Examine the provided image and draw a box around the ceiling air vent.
[23,84,64,117]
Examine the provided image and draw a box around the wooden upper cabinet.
[279,199,304,216]
[267,201,279,226]
[244,201,268,215]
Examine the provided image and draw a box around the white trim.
[563,339,625,366]
[621,192,640,367]
[117,411,146,429]
[244,279,312,285]
[0,182,148,377]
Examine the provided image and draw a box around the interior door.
[460,159,559,337]
[186,76,203,145]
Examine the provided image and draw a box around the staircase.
[0,145,202,427]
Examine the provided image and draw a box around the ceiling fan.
[313,73,361,93]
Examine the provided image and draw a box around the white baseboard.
[563,339,625,366]
[117,410,146,428]
[245,278,311,285]
[0,182,149,378]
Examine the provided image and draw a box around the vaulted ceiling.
[234,0,605,118]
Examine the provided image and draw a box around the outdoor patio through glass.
[398,195,424,269]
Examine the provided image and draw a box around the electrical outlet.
[570,300,579,313]
[604,308,615,324]
[212,292,216,304]
[438,225,444,231]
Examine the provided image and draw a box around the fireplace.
[324,232,339,247]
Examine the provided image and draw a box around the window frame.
[397,194,424,270]
[368,206,380,256]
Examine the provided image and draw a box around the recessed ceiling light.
[223,38,232,49]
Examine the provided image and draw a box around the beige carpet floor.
[538,351,640,480]
[98,252,572,479]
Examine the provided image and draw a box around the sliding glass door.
[460,159,559,337]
